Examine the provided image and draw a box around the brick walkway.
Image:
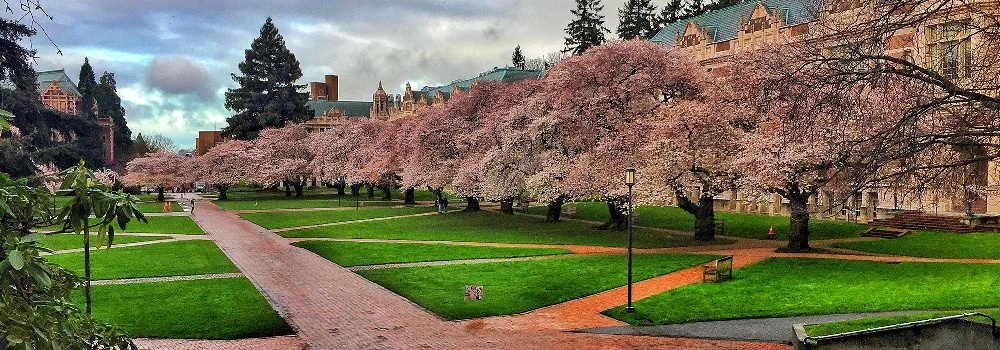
[133,199,787,350]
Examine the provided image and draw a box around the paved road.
[579,311,944,343]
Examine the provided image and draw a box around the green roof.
[306,100,372,118]
[36,69,81,96]
[420,67,546,105]
[651,0,821,46]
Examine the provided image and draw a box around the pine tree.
[95,72,133,166]
[77,58,97,118]
[224,17,311,140]
[132,133,150,158]
[512,45,526,70]
[564,0,609,55]
[617,0,657,40]
[678,0,706,22]
[658,0,684,26]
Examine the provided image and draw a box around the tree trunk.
[293,178,304,198]
[598,201,626,230]
[500,200,514,214]
[284,180,292,197]
[788,195,811,251]
[350,184,360,196]
[311,178,317,188]
[676,192,716,241]
[84,217,92,315]
[366,184,375,198]
[545,195,565,222]
[336,184,345,195]
[156,186,165,201]
[378,185,393,200]
[403,187,416,204]
[218,185,229,201]
[464,197,480,212]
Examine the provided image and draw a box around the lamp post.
[338,177,343,207]
[624,167,636,313]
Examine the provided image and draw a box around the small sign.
[464,285,483,300]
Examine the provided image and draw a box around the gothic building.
[36,69,115,166]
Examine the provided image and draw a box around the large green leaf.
[8,249,24,270]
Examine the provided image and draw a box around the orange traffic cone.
[767,226,775,240]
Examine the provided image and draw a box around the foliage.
[563,0,608,55]
[617,0,658,40]
[359,253,716,320]
[511,45,526,69]
[294,240,570,267]
[193,139,255,200]
[223,17,311,140]
[77,58,97,119]
[95,72,133,167]
[122,152,191,200]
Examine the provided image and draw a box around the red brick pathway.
[132,200,789,350]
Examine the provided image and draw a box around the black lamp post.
[624,167,636,313]
[338,177,343,207]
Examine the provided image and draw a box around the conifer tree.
[563,0,609,55]
[76,58,96,118]
[617,0,657,40]
[132,133,150,158]
[512,45,526,70]
[95,72,132,165]
[224,17,311,140]
[658,0,684,26]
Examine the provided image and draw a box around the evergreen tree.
[563,0,609,55]
[224,17,311,140]
[706,0,744,12]
[95,72,132,166]
[0,19,36,92]
[132,133,150,158]
[76,58,96,119]
[657,0,684,26]
[617,0,657,40]
[512,45,526,70]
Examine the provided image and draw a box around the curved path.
[135,198,788,350]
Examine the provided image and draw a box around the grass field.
[40,233,170,251]
[135,201,185,213]
[359,253,717,320]
[834,231,1000,259]
[294,240,572,267]
[43,216,204,235]
[530,202,868,240]
[212,187,453,210]
[81,278,292,339]
[282,211,734,248]
[46,240,238,280]
[241,206,438,229]
[605,258,1000,325]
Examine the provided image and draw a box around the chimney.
[309,82,327,101]
[325,75,339,101]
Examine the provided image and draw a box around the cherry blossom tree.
[193,139,256,200]
[252,124,312,197]
[539,40,706,229]
[307,118,384,196]
[122,152,190,201]
[347,118,414,201]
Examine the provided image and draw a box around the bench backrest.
[717,256,733,273]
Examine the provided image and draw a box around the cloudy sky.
[25,0,651,149]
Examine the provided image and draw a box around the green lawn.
[359,253,716,320]
[212,187,455,210]
[81,278,292,339]
[531,202,868,240]
[834,231,1000,259]
[282,211,734,248]
[134,201,185,213]
[46,240,238,280]
[605,258,1000,325]
[40,233,170,251]
[803,310,1000,337]
[43,216,204,235]
[294,240,572,267]
[241,206,438,229]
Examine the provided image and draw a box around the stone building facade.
[652,0,999,219]
[36,69,115,166]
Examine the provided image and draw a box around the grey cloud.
[144,56,218,100]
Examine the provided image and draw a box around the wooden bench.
[703,256,734,283]
[563,206,577,217]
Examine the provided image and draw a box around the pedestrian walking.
[435,197,442,213]
[190,198,195,214]
[441,197,449,213]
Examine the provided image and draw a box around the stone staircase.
[862,227,911,239]
[869,212,975,233]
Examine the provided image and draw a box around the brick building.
[36,69,115,166]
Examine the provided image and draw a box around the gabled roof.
[36,69,82,96]
[651,0,822,46]
[306,100,372,118]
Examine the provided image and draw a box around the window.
[926,22,973,80]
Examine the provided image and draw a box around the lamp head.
[625,167,636,186]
